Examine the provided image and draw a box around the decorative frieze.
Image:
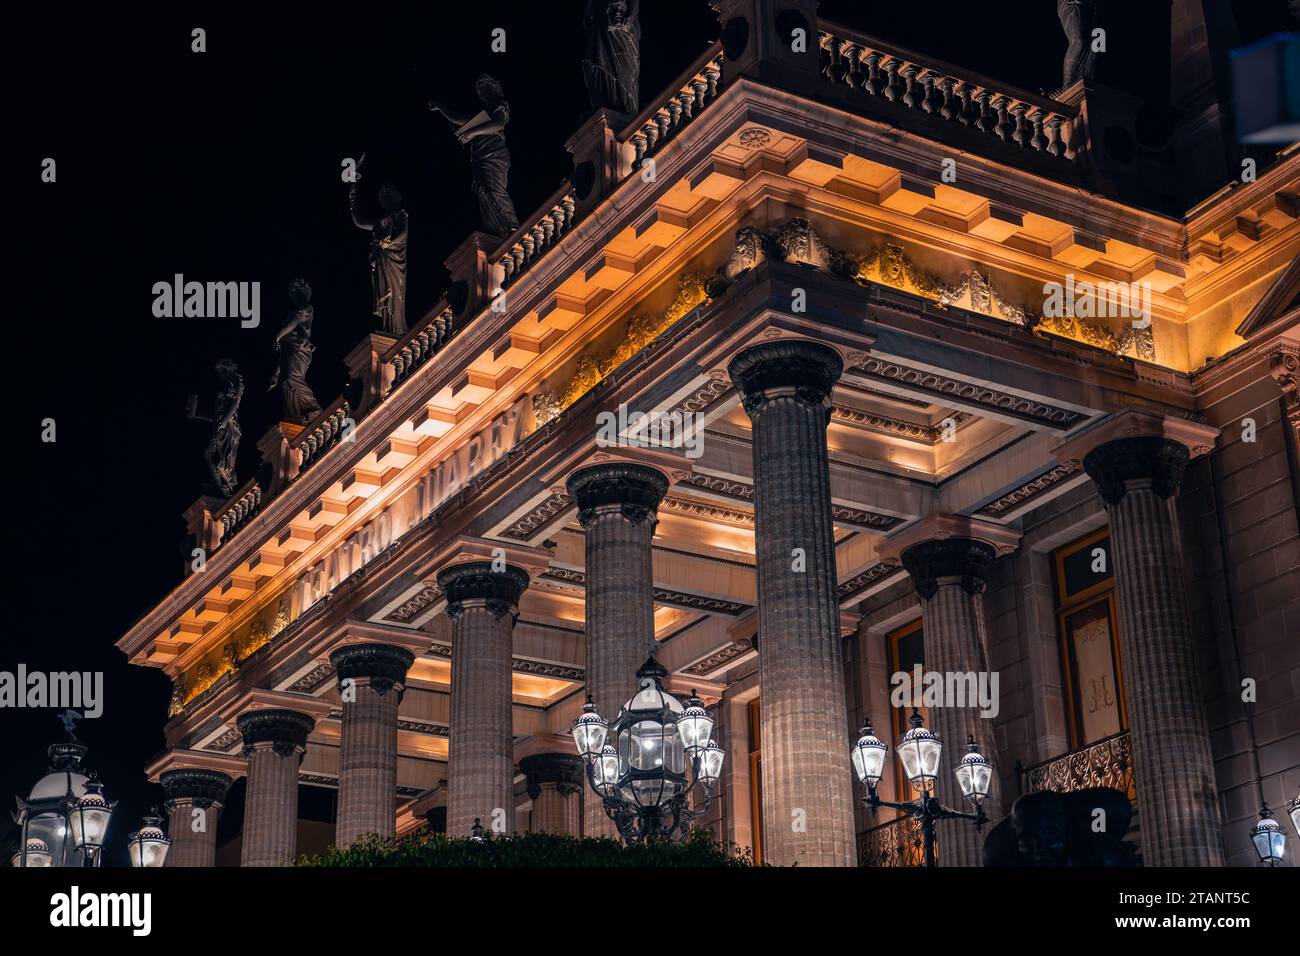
[383,585,443,624]
[682,640,754,677]
[536,566,752,615]
[975,460,1081,517]
[498,489,574,541]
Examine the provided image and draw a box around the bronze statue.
[429,75,521,237]
[1056,0,1101,90]
[187,358,244,496]
[268,279,323,425]
[348,164,409,338]
[582,0,641,114]
[983,787,1138,866]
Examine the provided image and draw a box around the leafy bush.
[300,826,754,867]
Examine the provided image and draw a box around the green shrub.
[300,826,754,867]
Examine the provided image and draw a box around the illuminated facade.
[118,1,1299,867]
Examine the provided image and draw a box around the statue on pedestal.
[268,279,323,425]
[348,163,409,338]
[1056,0,1101,90]
[582,0,641,114]
[429,75,520,237]
[186,358,244,497]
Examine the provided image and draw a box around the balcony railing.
[212,479,262,545]
[494,185,578,290]
[387,302,456,387]
[818,22,1079,160]
[291,397,351,476]
[621,45,724,171]
[1018,731,1136,802]
[858,816,929,867]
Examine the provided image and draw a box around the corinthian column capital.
[727,339,843,418]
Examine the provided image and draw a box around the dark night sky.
[6,1,1293,864]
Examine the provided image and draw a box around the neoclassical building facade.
[119,1,1299,867]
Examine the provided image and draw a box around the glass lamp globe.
[677,692,714,757]
[592,745,620,797]
[571,698,608,759]
[851,721,888,788]
[698,740,725,790]
[954,737,993,805]
[127,810,171,868]
[896,710,942,794]
[1288,794,1299,840]
[1250,806,1286,866]
[10,838,52,868]
[616,657,687,808]
[67,774,115,856]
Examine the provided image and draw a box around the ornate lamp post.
[1249,804,1287,867]
[11,724,117,868]
[851,709,992,868]
[571,655,724,842]
[126,808,171,868]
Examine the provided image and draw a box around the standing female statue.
[348,175,409,338]
[429,75,521,237]
[186,358,244,496]
[582,0,641,114]
[268,278,323,424]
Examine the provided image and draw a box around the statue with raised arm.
[348,163,409,338]
[1056,0,1101,90]
[582,0,641,114]
[268,279,323,425]
[186,358,244,497]
[429,75,520,237]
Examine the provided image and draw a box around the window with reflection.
[1054,528,1128,748]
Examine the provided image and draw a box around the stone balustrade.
[388,303,455,387]
[213,480,262,545]
[818,24,1078,160]
[292,399,351,475]
[622,47,723,171]
[494,187,578,290]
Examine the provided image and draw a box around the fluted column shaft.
[521,753,585,835]
[331,643,415,847]
[730,340,857,867]
[160,768,232,867]
[567,462,668,839]
[1084,436,1223,866]
[439,562,529,839]
[900,538,1002,867]
[237,709,314,867]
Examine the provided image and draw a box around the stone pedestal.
[567,461,669,839]
[438,561,530,839]
[520,753,585,836]
[729,340,857,867]
[237,709,314,867]
[160,768,233,867]
[330,643,415,847]
[1080,434,1225,866]
[898,537,1003,867]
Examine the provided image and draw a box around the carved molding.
[975,460,1081,517]
[837,562,905,601]
[682,640,754,677]
[536,567,752,615]
[499,490,574,541]
[383,585,443,624]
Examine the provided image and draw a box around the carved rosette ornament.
[568,461,669,526]
[1081,436,1190,506]
[519,752,586,800]
[329,643,416,699]
[236,709,315,762]
[436,561,530,622]
[899,537,997,599]
[160,767,234,813]
[727,339,843,421]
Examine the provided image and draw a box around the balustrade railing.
[292,398,351,476]
[858,816,929,867]
[388,303,455,387]
[1018,731,1136,802]
[819,23,1078,160]
[495,186,578,290]
[213,479,262,544]
[622,46,723,171]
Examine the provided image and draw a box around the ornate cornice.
[425,641,584,681]
[287,661,335,694]
[236,709,315,760]
[728,340,844,418]
[204,727,243,753]
[329,643,416,696]
[682,640,754,677]
[519,752,585,798]
[436,561,530,621]
[672,471,754,502]
[160,767,233,811]
[659,495,754,527]
[845,353,1084,429]
[536,566,752,615]
[499,489,573,541]
[837,562,905,601]
[1082,436,1190,505]
[830,405,973,442]
[383,585,443,624]
[899,537,997,599]
[975,460,1081,518]
[567,462,669,527]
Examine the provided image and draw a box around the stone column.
[729,340,857,867]
[567,461,669,839]
[438,561,529,839]
[159,768,232,867]
[237,709,314,867]
[898,538,1003,867]
[1078,433,1225,866]
[330,643,416,847]
[520,753,585,835]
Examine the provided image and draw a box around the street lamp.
[852,709,992,868]
[571,655,724,842]
[11,724,116,868]
[1249,805,1286,867]
[126,808,171,868]
[1288,794,1299,842]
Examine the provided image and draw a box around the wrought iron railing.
[858,816,929,867]
[1018,731,1136,802]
